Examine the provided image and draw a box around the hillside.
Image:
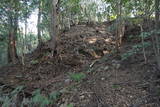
[0,22,160,107]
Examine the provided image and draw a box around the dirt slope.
[0,23,160,107]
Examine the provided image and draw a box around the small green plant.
[1,86,24,107]
[121,50,136,60]
[30,59,39,65]
[2,96,11,107]
[128,35,134,40]
[49,91,61,103]
[31,89,51,107]
[67,103,74,107]
[0,86,62,107]
[31,90,61,107]
[151,29,160,35]
[112,85,120,89]
[69,72,86,82]
[43,52,50,57]
[139,32,151,38]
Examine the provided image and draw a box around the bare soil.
[0,23,160,107]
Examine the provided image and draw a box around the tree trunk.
[7,0,20,64]
[155,0,160,29]
[8,18,17,64]
[154,0,160,69]
[37,1,42,46]
[116,0,124,52]
[48,0,60,54]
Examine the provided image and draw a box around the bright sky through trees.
[20,0,106,34]
[19,9,38,34]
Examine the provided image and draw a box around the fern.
[49,91,61,102]
[31,89,51,107]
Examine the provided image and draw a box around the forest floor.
[0,22,160,107]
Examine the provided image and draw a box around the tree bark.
[48,0,60,54]
[8,17,18,64]
[37,1,42,46]
[155,0,160,29]
[116,0,124,52]
[154,0,160,69]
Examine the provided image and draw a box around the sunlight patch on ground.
[87,37,97,44]
[105,38,112,43]
[103,50,110,54]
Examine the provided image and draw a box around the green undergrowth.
[0,72,88,107]
[120,30,160,60]
[0,86,62,107]
[69,72,86,82]
[121,41,151,60]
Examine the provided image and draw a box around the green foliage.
[49,91,61,103]
[0,86,24,107]
[121,29,157,61]
[139,32,151,38]
[67,103,74,107]
[121,50,135,61]
[151,29,160,35]
[107,22,117,33]
[11,86,24,96]
[31,89,50,107]
[0,86,62,107]
[30,59,39,65]
[112,85,120,89]
[128,30,156,41]
[126,18,143,25]
[121,42,151,60]
[128,35,135,40]
[31,90,61,106]
[1,96,11,107]
[69,72,86,82]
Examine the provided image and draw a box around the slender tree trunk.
[152,0,160,69]
[155,0,160,29]
[37,1,42,46]
[116,0,123,52]
[107,8,110,21]
[154,0,160,69]
[139,24,147,63]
